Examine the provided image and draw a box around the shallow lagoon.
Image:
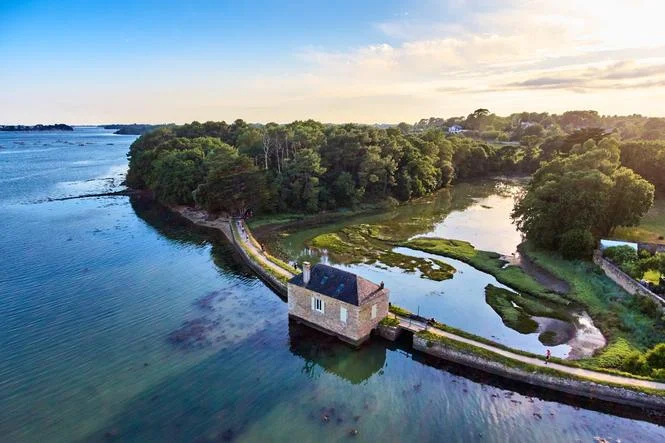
[272,179,604,358]
[1,129,663,441]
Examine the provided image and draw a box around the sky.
[2,0,665,124]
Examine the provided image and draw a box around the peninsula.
[125,110,665,408]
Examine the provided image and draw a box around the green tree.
[194,146,267,216]
[512,137,654,257]
[148,148,206,204]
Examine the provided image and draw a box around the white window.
[311,297,324,313]
[340,307,348,323]
[371,304,377,319]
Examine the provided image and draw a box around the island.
[0,124,73,131]
[100,123,169,135]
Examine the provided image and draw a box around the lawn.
[612,195,665,244]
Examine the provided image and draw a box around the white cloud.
[4,0,665,123]
[273,0,665,120]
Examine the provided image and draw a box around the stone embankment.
[413,334,665,411]
[593,250,665,310]
[171,206,290,297]
[378,314,665,410]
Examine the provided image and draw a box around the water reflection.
[288,320,386,385]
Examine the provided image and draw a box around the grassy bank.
[485,284,573,334]
[612,196,665,244]
[402,237,565,305]
[520,242,665,371]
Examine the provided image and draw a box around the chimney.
[303,262,311,285]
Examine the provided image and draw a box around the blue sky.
[2,0,665,123]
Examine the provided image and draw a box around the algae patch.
[309,224,456,281]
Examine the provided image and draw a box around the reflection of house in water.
[288,319,386,384]
[288,262,389,345]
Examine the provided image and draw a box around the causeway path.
[233,219,294,280]
[173,206,665,392]
[396,315,665,390]
[173,206,294,281]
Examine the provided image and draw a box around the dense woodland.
[126,109,664,258]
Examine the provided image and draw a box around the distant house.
[520,121,535,129]
[447,124,463,134]
[288,263,389,346]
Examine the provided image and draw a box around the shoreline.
[164,202,665,411]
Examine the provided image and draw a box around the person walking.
[545,349,551,364]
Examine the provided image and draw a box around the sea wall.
[593,251,665,309]
[412,334,665,411]
[229,224,288,297]
[170,206,288,297]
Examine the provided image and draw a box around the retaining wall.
[413,334,665,411]
[593,251,665,309]
[171,206,288,297]
[229,224,288,297]
[377,324,401,341]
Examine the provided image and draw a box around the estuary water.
[1,128,664,442]
[274,180,602,358]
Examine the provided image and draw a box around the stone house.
[287,262,390,346]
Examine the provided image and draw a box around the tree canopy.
[512,138,655,258]
[126,120,512,215]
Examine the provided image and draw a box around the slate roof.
[288,264,385,306]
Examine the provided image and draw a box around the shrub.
[622,351,650,375]
[639,249,653,259]
[603,245,638,267]
[634,296,662,320]
[595,338,638,368]
[645,343,665,369]
[380,316,400,327]
[560,229,596,259]
[652,368,665,379]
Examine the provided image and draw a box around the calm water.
[1,128,663,442]
[274,181,600,358]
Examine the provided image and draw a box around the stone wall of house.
[288,284,364,343]
[288,284,389,345]
[413,334,665,411]
[593,251,665,310]
[357,291,390,340]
